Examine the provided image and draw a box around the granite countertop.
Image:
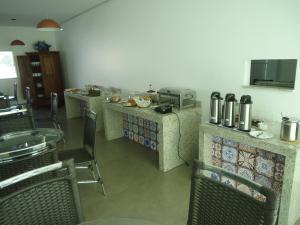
[201,123,300,154]
[64,91,103,100]
[104,102,201,123]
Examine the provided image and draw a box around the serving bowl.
[133,96,151,108]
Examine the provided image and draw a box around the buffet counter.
[64,91,105,131]
[103,102,201,172]
[199,123,300,225]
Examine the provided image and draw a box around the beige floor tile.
[59,117,191,225]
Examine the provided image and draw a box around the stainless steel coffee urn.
[238,95,253,132]
[210,92,223,124]
[222,93,237,128]
[280,117,299,142]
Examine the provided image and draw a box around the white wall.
[57,0,300,122]
[0,26,57,98]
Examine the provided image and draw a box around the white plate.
[249,130,273,139]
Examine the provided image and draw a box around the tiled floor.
[58,117,192,225]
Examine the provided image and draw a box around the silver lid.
[282,116,300,123]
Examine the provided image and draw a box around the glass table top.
[0,104,28,117]
[0,128,63,163]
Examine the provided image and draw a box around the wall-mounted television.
[250,59,297,89]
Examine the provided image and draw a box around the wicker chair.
[187,160,280,225]
[0,159,83,225]
[0,145,58,197]
[59,109,106,195]
[35,92,61,126]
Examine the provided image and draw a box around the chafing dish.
[157,87,196,109]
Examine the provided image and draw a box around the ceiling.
[0,0,108,27]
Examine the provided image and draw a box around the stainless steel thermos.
[210,92,223,124]
[238,95,253,132]
[222,93,237,128]
[280,117,299,142]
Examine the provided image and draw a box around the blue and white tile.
[223,139,238,148]
[128,123,133,131]
[257,149,276,160]
[221,176,236,188]
[138,118,144,127]
[127,114,133,123]
[211,172,221,182]
[139,136,145,145]
[222,145,238,164]
[123,121,129,129]
[133,124,139,134]
[144,138,151,148]
[150,121,157,132]
[222,162,237,173]
[128,131,134,140]
[133,116,138,124]
[255,155,275,178]
[150,140,157,150]
[211,136,223,144]
[144,120,150,129]
[134,133,139,142]
[275,154,286,164]
[238,167,254,181]
[138,128,144,136]
[254,174,272,189]
[150,131,157,141]
[123,129,129,138]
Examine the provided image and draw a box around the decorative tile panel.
[133,133,139,142]
[211,136,286,200]
[212,143,222,159]
[123,113,158,151]
[223,139,238,148]
[238,167,254,180]
[222,162,237,174]
[221,177,236,188]
[222,146,238,164]
[238,150,256,170]
[256,155,275,178]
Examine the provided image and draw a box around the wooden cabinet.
[17,51,64,107]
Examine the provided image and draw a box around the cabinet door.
[40,53,60,98]
[17,56,36,98]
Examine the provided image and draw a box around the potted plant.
[33,41,51,52]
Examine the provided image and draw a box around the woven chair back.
[187,160,280,225]
[0,146,58,197]
[0,159,83,225]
